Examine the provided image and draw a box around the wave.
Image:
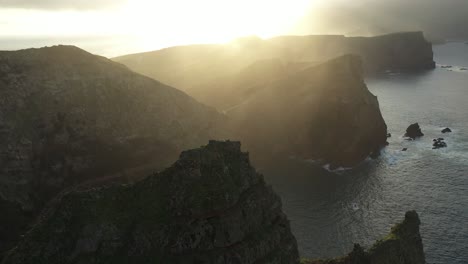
[437,64,468,73]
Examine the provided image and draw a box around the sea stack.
[442,127,452,133]
[405,123,425,139]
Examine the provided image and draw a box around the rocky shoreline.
[0,31,436,262]
[2,141,425,264]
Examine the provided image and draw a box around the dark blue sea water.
[261,42,468,264]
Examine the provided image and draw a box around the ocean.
[261,42,468,264]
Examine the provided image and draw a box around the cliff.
[270,32,435,74]
[2,141,300,264]
[0,45,228,255]
[114,50,388,167]
[302,211,426,264]
[113,32,435,100]
[345,32,436,73]
[228,55,388,167]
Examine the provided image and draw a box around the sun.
[0,0,315,56]
[121,0,313,50]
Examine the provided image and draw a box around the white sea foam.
[321,163,354,173]
[437,64,468,73]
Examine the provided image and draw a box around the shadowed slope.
[2,141,299,264]
[114,32,435,103]
[0,45,228,255]
[228,55,387,167]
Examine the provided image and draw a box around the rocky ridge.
[0,45,228,208]
[0,45,228,254]
[2,141,299,264]
[114,32,435,101]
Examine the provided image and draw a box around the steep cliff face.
[0,46,228,254]
[302,211,426,264]
[270,32,436,74]
[2,141,299,264]
[228,55,387,167]
[115,52,387,167]
[113,32,435,100]
[346,32,435,73]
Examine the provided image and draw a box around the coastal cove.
[0,32,432,263]
[261,42,468,264]
[1,0,467,263]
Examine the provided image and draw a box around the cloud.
[0,0,127,10]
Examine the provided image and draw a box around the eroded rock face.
[0,45,228,254]
[405,123,424,139]
[302,211,426,264]
[0,45,227,208]
[228,55,388,167]
[2,141,299,264]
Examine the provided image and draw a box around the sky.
[296,0,468,41]
[0,0,312,56]
[1,0,467,57]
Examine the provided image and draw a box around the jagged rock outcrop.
[433,138,447,149]
[405,123,424,139]
[228,55,388,167]
[441,127,452,133]
[0,45,228,254]
[2,141,299,264]
[113,32,435,103]
[302,211,426,264]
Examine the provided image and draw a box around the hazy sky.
[0,0,125,10]
[0,0,312,56]
[296,0,468,41]
[1,0,467,57]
